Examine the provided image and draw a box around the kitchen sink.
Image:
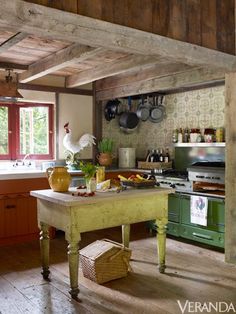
[0,167,43,173]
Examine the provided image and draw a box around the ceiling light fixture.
[0,68,23,99]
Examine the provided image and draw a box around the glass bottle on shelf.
[184,128,189,143]
[148,149,154,162]
[164,148,170,163]
[153,149,160,162]
[159,149,164,162]
[178,128,183,143]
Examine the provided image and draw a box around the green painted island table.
[30,187,172,299]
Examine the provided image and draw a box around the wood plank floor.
[0,224,236,314]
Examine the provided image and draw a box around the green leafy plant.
[65,151,80,169]
[79,161,98,178]
[98,138,114,153]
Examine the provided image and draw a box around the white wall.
[17,75,93,161]
[18,89,55,103]
[58,93,93,160]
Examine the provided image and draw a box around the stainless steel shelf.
[173,142,225,147]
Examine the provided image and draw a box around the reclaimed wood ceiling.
[0,30,130,75]
[0,0,231,95]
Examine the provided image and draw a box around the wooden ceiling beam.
[18,43,103,83]
[66,55,167,88]
[96,67,225,100]
[0,62,28,71]
[0,32,28,54]
[17,83,93,96]
[96,62,197,91]
[0,0,235,71]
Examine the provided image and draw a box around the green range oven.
[149,161,225,248]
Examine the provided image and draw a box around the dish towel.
[190,195,208,226]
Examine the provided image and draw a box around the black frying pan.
[119,96,139,129]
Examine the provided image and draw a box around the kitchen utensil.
[119,96,139,130]
[104,99,121,121]
[149,95,166,123]
[136,96,151,121]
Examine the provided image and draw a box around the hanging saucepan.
[119,96,139,130]
[136,96,151,122]
[149,95,166,123]
[104,99,121,121]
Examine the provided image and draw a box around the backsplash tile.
[102,86,225,159]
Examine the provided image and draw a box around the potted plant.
[97,138,114,167]
[79,161,98,193]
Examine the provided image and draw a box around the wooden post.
[92,82,103,162]
[225,73,236,264]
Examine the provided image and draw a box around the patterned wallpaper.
[102,86,225,159]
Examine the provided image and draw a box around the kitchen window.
[0,102,54,160]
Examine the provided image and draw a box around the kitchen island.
[30,187,172,300]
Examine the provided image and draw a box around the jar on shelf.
[215,127,224,142]
[190,128,201,143]
[204,128,215,143]
[172,129,178,143]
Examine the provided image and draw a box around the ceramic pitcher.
[46,166,71,192]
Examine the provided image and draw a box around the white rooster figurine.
[63,122,96,154]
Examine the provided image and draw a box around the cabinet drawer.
[167,222,180,237]
[180,224,224,248]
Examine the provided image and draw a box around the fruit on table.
[118,175,129,181]
[135,174,150,182]
[118,174,152,182]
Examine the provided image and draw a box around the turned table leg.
[156,218,168,273]
[39,222,50,280]
[122,224,130,248]
[67,238,80,300]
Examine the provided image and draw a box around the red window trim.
[0,102,54,160]
[0,103,11,160]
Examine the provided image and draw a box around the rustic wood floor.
[0,224,235,314]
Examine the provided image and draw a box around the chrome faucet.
[13,154,31,167]
[23,153,30,162]
[22,154,31,166]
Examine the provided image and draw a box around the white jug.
[119,148,136,168]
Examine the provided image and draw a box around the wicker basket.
[80,239,132,284]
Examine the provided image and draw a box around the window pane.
[0,106,8,154]
[20,106,49,154]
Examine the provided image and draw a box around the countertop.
[0,168,144,180]
[31,186,172,207]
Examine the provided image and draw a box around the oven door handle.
[192,232,213,241]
